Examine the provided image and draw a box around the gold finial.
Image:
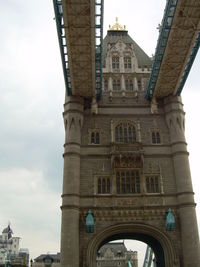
[109,17,126,31]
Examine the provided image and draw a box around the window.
[115,122,136,143]
[152,131,161,144]
[104,79,108,91]
[97,177,110,194]
[125,79,133,91]
[137,79,142,90]
[112,56,119,69]
[113,79,121,91]
[91,131,100,144]
[145,175,160,193]
[116,170,140,194]
[124,57,131,69]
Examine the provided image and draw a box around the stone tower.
[61,23,200,267]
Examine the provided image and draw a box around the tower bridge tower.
[61,22,200,267]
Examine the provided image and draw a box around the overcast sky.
[0,1,199,266]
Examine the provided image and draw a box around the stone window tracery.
[137,79,142,90]
[97,177,111,194]
[104,79,108,91]
[125,79,133,91]
[152,131,161,144]
[113,79,121,90]
[115,122,136,143]
[145,175,160,193]
[116,170,140,194]
[124,56,132,69]
[90,130,100,144]
[112,56,119,69]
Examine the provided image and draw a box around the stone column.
[164,95,200,266]
[108,77,113,92]
[121,74,125,91]
[134,77,138,91]
[61,96,84,267]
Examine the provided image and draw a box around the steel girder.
[53,0,104,99]
[146,0,200,100]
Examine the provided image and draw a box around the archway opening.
[96,239,156,267]
[96,233,165,267]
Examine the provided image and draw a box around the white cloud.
[0,0,199,263]
[0,168,61,259]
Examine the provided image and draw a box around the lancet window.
[124,56,132,69]
[97,177,111,194]
[145,175,160,193]
[125,79,133,91]
[91,131,100,144]
[104,79,108,91]
[113,79,121,91]
[137,79,142,90]
[152,131,161,144]
[112,56,119,69]
[116,170,140,194]
[115,122,136,143]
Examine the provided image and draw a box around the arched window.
[97,177,111,194]
[152,131,161,144]
[116,170,140,194]
[112,56,119,69]
[124,56,132,69]
[145,176,160,193]
[115,123,136,143]
[104,79,108,91]
[137,79,142,90]
[102,178,106,193]
[91,132,95,144]
[90,131,100,144]
[113,79,121,90]
[107,178,110,193]
[98,178,101,194]
[125,79,133,91]
[96,132,100,144]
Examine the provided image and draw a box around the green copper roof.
[103,30,152,68]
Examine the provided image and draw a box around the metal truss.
[146,0,200,100]
[95,0,104,100]
[177,30,200,95]
[146,0,178,100]
[53,0,104,100]
[53,0,72,96]
[143,245,154,267]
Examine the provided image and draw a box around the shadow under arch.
[86,223,178,267]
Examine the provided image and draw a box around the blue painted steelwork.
[143,246,153,267]
[177,31,200,95]
[53,0,72,96]
[128,260,132,267]
[146,0,178,100]
[95,0,104,100]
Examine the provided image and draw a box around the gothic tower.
[61,22,200,267]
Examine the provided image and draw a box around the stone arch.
[86,223,179,267]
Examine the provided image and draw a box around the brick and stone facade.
[60,26,200,267]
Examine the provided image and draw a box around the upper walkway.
[53,0,200,101]
[146,0,200,100]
